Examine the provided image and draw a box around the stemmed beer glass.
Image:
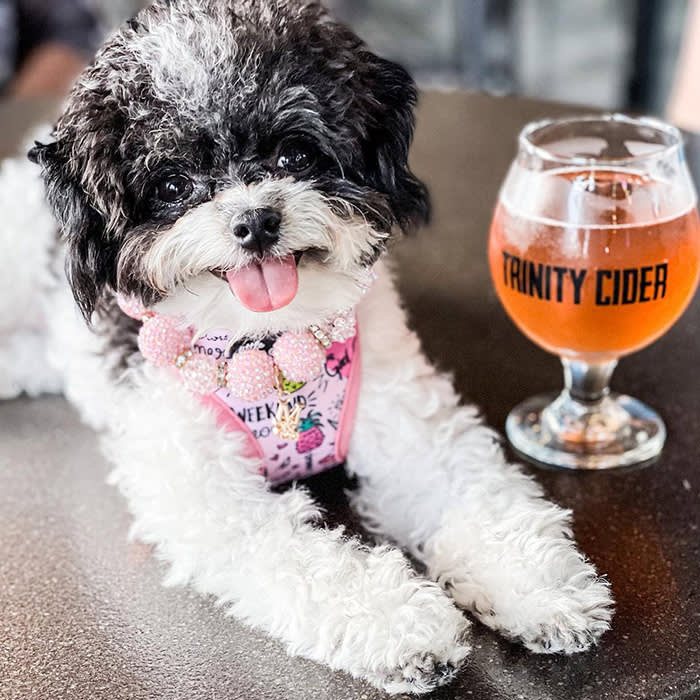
[489,114,700,469]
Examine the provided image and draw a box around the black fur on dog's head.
[30,0,429,334]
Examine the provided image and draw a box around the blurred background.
[329,0,686,113]
[1,0,699,131]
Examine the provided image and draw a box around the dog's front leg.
[106,368,469,695]
[349,268,614,654]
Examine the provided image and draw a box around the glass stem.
[562,358,617,404]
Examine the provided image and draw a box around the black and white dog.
[0,0,612,693]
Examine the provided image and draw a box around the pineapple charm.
[273,368,303,442]
[272,401,303,441]
[296,412,325,454]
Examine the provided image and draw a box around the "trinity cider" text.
[501,251,668,306]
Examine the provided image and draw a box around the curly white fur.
[350,271,613,654]
[0,152,62,399]
[1,232,613,696]
[103,361,470,692]
[0,85,613,700]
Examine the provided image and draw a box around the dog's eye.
[156,175,193,203]
[277,141,316,173]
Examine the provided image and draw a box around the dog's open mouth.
[211,250,323,314]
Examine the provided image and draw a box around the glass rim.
[518,113,684,167]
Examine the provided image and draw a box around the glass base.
[506,391,666,470]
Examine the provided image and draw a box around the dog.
[1,0,613,693]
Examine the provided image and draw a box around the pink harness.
[117,292,366,487]
[198,331,361,485]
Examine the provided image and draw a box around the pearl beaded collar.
[118,296,357,400]
[116,274,373,442]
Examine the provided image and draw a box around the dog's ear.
[357,53,431,232]
[29,139,112,321]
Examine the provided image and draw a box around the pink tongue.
[225,255,299,313]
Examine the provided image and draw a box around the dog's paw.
[361,609,471,695]
[427,506,614,657]
[377,652,465,695]
[472,572,614,655]
[342,558,471,695]
[514,575,614,654]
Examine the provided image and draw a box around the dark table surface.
[1,91,699,700]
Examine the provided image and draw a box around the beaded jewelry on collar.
[117,272,373,441]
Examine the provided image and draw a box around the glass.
[489,114,700,469]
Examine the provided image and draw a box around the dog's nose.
[232,208,282,255]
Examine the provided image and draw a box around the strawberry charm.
[296,412,325,454]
